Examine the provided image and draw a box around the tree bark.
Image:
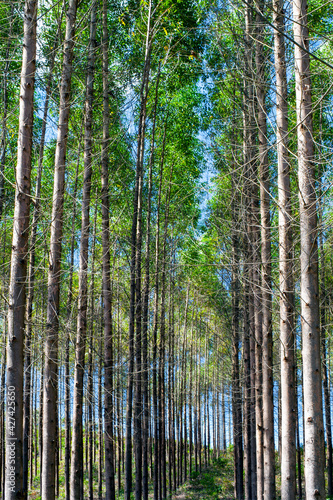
[273,1,297,498]
[64,127,82,500]
[124,4,152,497]
[255,2,275,497]
[70,4,97,498]
[5,1,37,497]
[87,208,97,500]
[231,189,244,500]
[142,64,160,500]
[23,19,61,496]
[101,0,116,499]
[152,128,166,500]
[42,1,78,498]
[292,0,325,497]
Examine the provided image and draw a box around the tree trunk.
[65,128,82,500]
[5,1,37,497]
[43,1,78,498]
[319,114,332,494]
[39,352,44,497]
[70,5,97,497]
[231,190,244,500]
[255,2,275,497]
[87,208,97,500]
[101,0,116,498]
[142,64,160,500]
[124,4,152,497]
[158,170,172,499]
[273,1,296,498]
[98,319,103,500]
[23,18,61,496]
[152,128,166,500]
[293,0,325,497]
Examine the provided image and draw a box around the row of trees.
[0,0,333,499]
[206,0,333,498]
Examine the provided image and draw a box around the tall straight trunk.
[23,20,61,496]
[5,1,37,497]
[243,200,252,500]
[65,130,82,500]
[322,265,332,494]
[243,4,257,495]
[252,159,263,500]
[34,372,37,479]
[319,111,332,494]
[255,2,275,497]
[152,129,166,500]
[168,274,176,493]
[242,113,250,500]
[70,5,97,498]
[189,332,193,475]
[180,286,190,482]
[43,1,78,497]
[217,389,220,456]
[101,1,116,499]
[222,384,226,451]
[296,353,303,500]
[142,65,160,500]
[98,323,104,500]
[205,333,210,466]
[231,87,243,500]
[39,353,44,497]
[125,5,152,498]
[116,280,122,494]
[197,339,202,473]
[231,193,243,500]
[87,208,97,500]
[159,171,172,499]
[273,0,296,498]
[172,296,177,490]
[28,355,34,490]
[293,0,325,497]
[249,299,257,499]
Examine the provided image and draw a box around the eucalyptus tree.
[273,0,296,498]
[254,1,275,497]
[101,0,115,498]
[5,0,37,498]
[42,0,79,497]
[124,2,153,497]
[70,2,97,498]
[23,11,63,494]
[293,0,325,497]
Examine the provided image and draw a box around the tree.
[293,0,325,497]
[101,0,116,498]
[273,0,297,498]
[5,1,37,497]
[42,1,78,498]
[70,3,97,498]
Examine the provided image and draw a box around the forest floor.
[172,452,234,500]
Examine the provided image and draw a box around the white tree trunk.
[293,0,325,497]
[274,0,297,498]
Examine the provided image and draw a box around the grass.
[173,450,234,500]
